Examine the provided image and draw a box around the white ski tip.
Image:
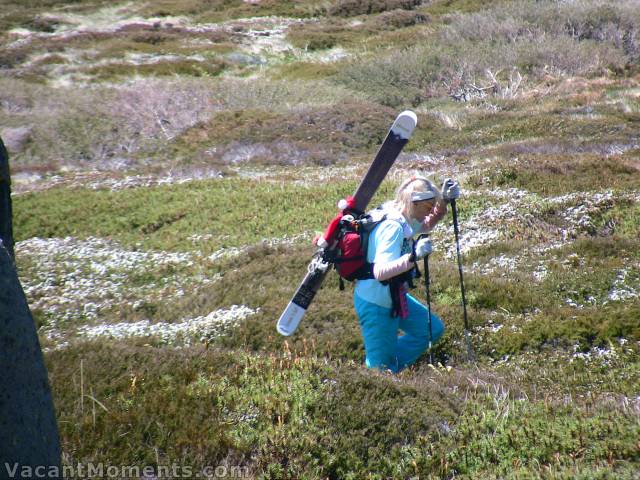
[277,302,306,336]
[392,110,417,139]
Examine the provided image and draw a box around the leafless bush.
[443,0,640,63]
[0,78,39,114]
[444,35,625,99]
[112,78,215,142]
[515,35,627,78]
[0,126,32,153]
[485,68,522,99]
[31,89,130,167]
[0,80,118,166]
[1,75,361,169]
[445,68,521,103]
[558,1,640,62]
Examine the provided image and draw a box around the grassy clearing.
[13,176,397,252]
[14,177,640,361]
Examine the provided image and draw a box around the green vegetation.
[3,0,640,477]
[46,339,640,478]
[468,155,640,195]
[13,176,396,251]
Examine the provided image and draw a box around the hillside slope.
[2,0,639,478]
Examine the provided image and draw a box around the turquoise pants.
[354,293,445,373]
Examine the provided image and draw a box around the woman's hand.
[414,237,433,260]
[441,178,460,203]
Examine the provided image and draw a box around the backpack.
[319,210,388,289]
[333,213,386,282]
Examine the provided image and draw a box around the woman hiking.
[353,175,460,373]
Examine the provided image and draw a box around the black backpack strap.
[359,213,388,268]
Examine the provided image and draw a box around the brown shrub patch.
[176,102,396,165]
[328,0,421,17]
[374,9,429,29]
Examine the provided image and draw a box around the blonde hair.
[394,175,441,220]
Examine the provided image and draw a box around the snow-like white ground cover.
[433,187,539,259]
[429,187,639,294]
[16,236,272,350]
[607,268,640,303]
[12,169,228,194]
[547,190,617,235]
[490,189,636,250]
[17,236,198,327]
[77,304,258,344]
[17,232,311,349]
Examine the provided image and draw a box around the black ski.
[277,111,417,336]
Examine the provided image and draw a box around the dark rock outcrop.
[0,218,61,474]
[0,136,14,260]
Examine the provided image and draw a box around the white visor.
[411,191,436,202]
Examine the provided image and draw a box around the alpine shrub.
[328,0,421,17]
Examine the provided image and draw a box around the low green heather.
[45,340,640,479]
[85,58,229,81]
[13,176,397,252]
[45,341,459,478]
[468,155,640,196]
[15,175,639,358]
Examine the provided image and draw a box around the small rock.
[0,126,32,153]
[225,52,266,65]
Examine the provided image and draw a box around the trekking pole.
[420,234,434,365]
[450,198,475,362]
